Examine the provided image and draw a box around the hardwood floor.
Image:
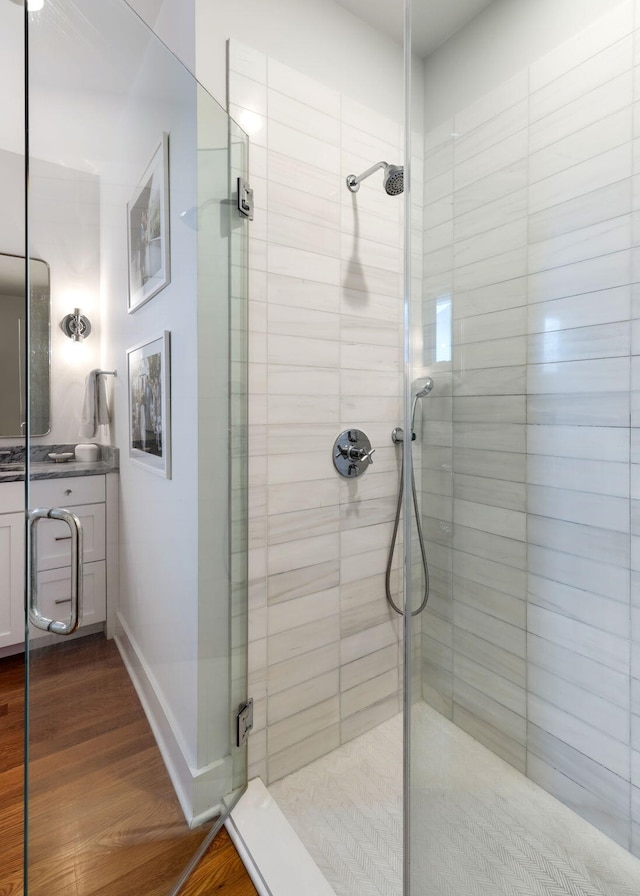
[0,634,257,896]
[179,829,256,896]
[0,649,24,896]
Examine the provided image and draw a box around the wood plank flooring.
[0,634,257,896]
[0,649,24,896]
[178,829,256,896]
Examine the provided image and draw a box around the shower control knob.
[333,429,374,479]
[354,447,375,465]
[342,445,375,464]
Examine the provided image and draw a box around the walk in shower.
[218,0,640,893]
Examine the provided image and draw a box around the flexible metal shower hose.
[385,447,430,616]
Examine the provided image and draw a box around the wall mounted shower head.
[383,164,404,195]
[346,161,404,195]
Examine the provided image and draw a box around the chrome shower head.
[346,161,404,195]
[414,377,434,399]
[383,164,404,195]
[411,377,434,431]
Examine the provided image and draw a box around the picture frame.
[127,332,171,479]
[127,133,171,313]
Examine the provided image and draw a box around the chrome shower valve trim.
[333,429,375,478]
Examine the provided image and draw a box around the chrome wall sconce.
[61,308,92,342]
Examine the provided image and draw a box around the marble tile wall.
[228,41,405,784]
[421,70,529,772]
[453,70,529,775]
[527,2,634,849]
[418,118,455,721]
[420,0,640,854]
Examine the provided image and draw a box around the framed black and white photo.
[127,332,171,478]
[127,133,170,312]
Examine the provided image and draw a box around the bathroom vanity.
[0,462,118,653]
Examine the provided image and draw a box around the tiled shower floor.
[268,703,640,896]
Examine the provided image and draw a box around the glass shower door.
[23,1,248,893]
[408,0,640,894]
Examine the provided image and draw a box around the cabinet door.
[0,512,25,649]
[31,475,105,509]
[36,503,106,570]
[30,561,106,639]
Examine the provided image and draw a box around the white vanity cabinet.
[30,475,107,638]
[0,483,26,650]
[0,474,111,651]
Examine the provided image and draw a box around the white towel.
[79,369,110,438]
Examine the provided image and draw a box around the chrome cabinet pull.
[27,508,83,636]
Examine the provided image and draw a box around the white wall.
[104,2,238,823]
[19,0,233,823]
[95,25,226,819]
[125,0,196,74]
[0,2,23,158]
[423,0,620,128]
[196,0,408,125]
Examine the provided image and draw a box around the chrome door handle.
[27,507,83,635]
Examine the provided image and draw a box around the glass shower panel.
[24,2,248,893]
[0,4,26,892]
[193,91,250,820]
[408,0,640,893]
[227,115,250,803]
[406,1,456,889]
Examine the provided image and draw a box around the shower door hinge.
[237,177,254,220]
[236,698,254,747]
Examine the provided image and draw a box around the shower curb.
[225,778,335,896]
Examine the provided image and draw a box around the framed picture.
[127,133,170,312]
[127,332,171,478]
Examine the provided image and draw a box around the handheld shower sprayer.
[386,377,435,617]
[392,377,434,443]
[413,377,435,399]
[411,377,434,432]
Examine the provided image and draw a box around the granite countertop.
[0,461,118,483]
[32,460,117,480]
[0,445,119,482]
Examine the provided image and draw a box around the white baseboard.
[226,778,335,896]
[115,611,232,827]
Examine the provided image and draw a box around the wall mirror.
[0,253,50,437]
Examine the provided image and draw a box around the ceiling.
[332,0,495,58]
[3,0,496,68]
